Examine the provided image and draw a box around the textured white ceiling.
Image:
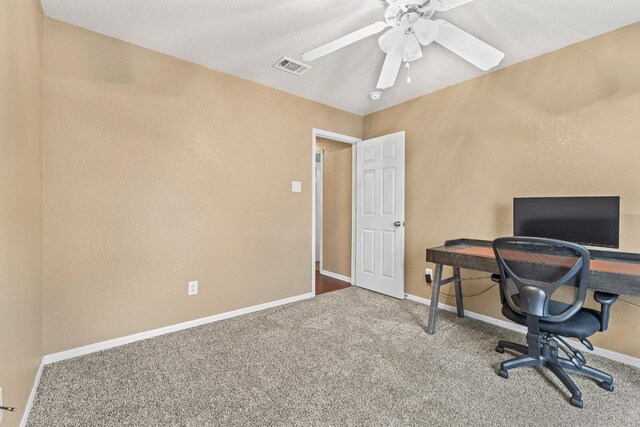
[41,0,640,115]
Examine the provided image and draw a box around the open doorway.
[311,129,359,295]
[312,129,406,298]
[316,138,352,294]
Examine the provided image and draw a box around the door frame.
[311,128,361,295]
[315,149,324,270]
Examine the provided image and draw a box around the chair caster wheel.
[498,369,508,379]
[600,381,614,392]
[570,397,583,409]
[495,346,505,354]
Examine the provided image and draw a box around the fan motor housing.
[384,0,435,27]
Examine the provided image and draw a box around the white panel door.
[355,131,405,299]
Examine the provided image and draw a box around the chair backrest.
[492,237,591,323]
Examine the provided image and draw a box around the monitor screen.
[513,196,620,248]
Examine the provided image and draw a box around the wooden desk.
[425,238,640,335]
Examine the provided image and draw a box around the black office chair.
[492,237,618,408]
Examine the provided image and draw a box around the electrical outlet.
[188,281,198,296]
[425,268,433,284]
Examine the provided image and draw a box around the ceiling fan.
[302,0,505,91]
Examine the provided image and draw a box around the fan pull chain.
[405,62,411,83]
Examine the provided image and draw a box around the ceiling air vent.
[273,56,311,76]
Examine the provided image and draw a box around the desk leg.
[453,267,464,318]
[427,264,443,335]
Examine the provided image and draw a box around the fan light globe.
[379,27,405,54]
[403,34,423,61]
[413,18,438,45]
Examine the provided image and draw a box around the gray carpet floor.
[29,287,640,426]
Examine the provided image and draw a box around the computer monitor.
[513,196,620,248]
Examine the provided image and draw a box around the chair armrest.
[594,291,619,332]
[491,274,506,304]
[594,291,618,305]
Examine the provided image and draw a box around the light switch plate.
[188,281,198,296]
[291,181,302,192]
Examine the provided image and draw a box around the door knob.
[394,221,404,227]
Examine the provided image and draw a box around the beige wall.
[33,15,640,361]
[317,138,352,278]
[42,18,362,354]
[0,0,44,425]
[364,23,640,358]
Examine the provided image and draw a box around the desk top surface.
[427,239,640,277]
[453,245,640,276]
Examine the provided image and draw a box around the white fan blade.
[303,21,388,61]
[376,52,403,89]
[432,0,476,11]
[379,27,405,55]
[433,19,504,71]
[412,18,439,46]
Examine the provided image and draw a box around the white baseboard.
[319,269,352,284]
[20,358,44,427]
[43,292,315,365]
[405,293,640,368]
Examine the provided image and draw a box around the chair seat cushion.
[502,297,601,338]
